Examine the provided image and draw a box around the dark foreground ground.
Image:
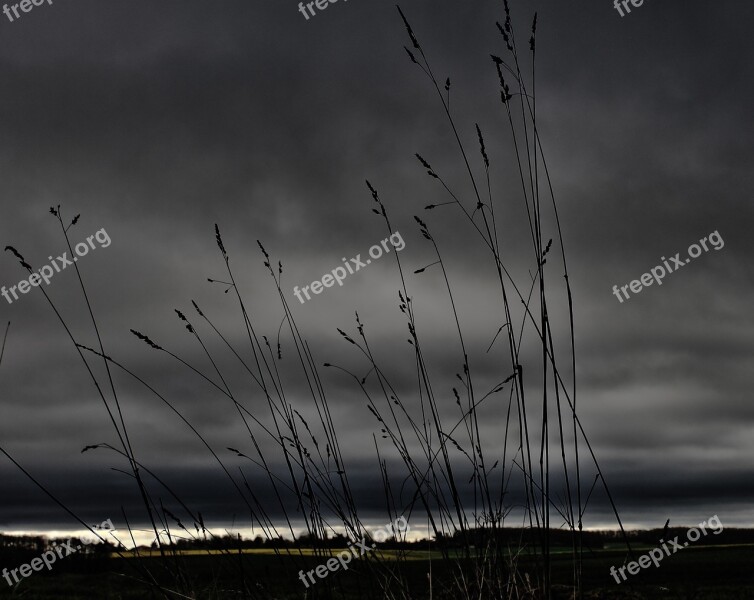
[0,544,752,599]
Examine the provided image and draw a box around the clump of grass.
[0,3,635,600]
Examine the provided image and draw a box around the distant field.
[112,546,436,559]
[1,544,753,599]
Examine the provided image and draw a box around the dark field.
[1,544,752,599]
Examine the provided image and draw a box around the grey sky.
[0,0,752,541]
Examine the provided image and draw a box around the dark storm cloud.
[0,0,753,536]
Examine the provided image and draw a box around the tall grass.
[0,3,633,599]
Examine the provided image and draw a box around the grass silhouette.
[0,4,636,599]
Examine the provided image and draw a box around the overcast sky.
[0,0,752,544]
